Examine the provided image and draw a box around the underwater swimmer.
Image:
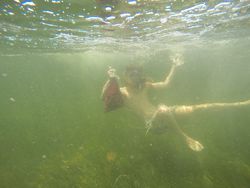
[102,54,250,152]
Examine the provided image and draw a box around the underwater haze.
[1,0,250,188]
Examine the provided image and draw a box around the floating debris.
[42,155,47,159]
[106,151,117,162]
[9,97,16,102]
[1,73,7,77]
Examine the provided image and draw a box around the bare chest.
[120,87,156,118]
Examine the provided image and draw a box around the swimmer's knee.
[158,104,171,114]
[174,105,194,114]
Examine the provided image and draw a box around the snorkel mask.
[125,65,145,91]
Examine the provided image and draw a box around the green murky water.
[1,0,250,188]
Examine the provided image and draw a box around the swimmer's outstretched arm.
[149,54,184,89]
[173,99,250,115]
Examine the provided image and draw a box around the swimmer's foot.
[185,136,204,152]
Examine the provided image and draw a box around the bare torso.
[120,86,156,120]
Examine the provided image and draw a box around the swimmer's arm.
[148,54,184,89]
[149,64,177,89]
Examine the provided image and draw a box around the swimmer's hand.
[171,53,184,67]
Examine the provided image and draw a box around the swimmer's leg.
[167,112,204,152]
[152,105,204,152]
[173,99,250,115]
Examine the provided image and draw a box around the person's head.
[124,64,146,91]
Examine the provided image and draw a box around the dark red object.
[102,77,124,112]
